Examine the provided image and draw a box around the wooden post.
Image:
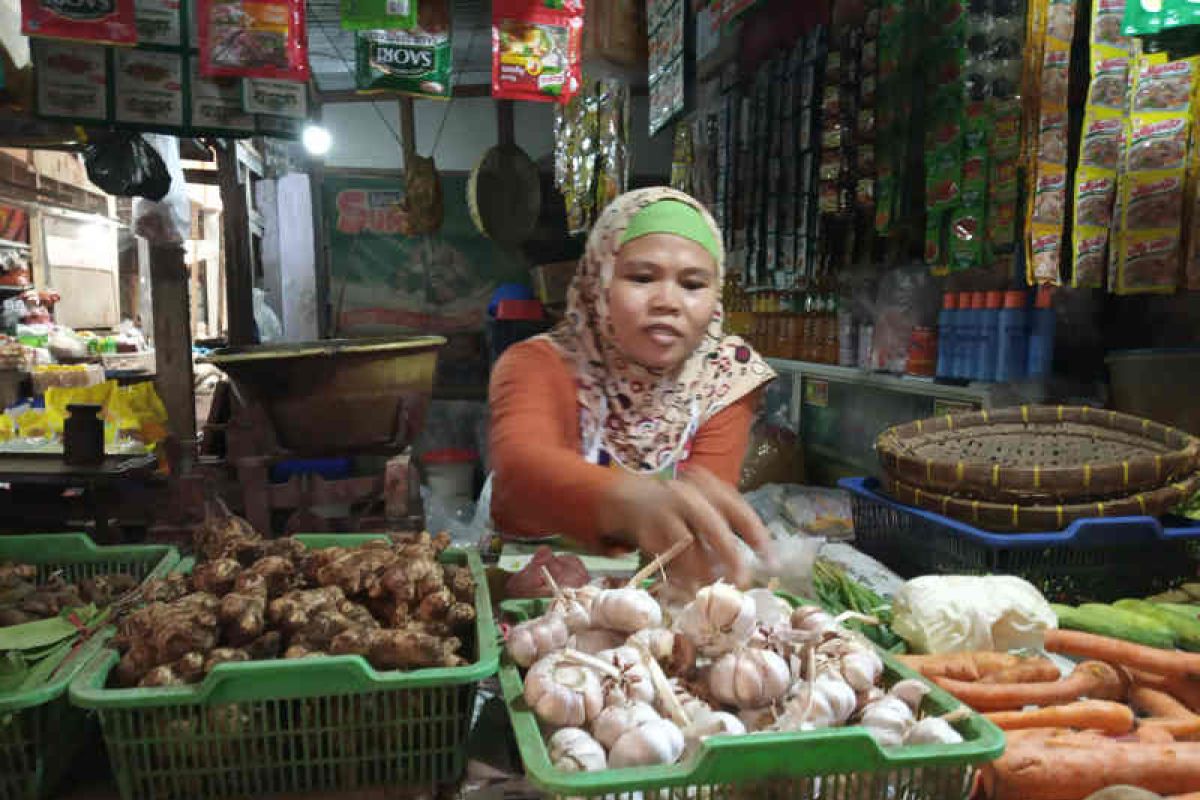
[398,97,417,165]
[217,142,255,346]
[149,243,196,473]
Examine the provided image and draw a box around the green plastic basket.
[0,533,179,800]
[498,597,1006,800]
[70,536,499,800]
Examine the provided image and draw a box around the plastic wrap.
[553,78,628,234]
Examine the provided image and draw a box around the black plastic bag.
[83,132,171,200]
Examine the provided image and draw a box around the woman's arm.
[683,388,762,487]
[488,340,621,545]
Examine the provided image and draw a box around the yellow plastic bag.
[43,380,117,437]
[16,409,53,439]
[108,382,169,445]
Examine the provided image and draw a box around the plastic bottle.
[952,292,972,379]
[977,290,1003,382]
[1026,285,1056,379]
[995,289,1028,382]
[936,292,959,379]
[958,292,982,380]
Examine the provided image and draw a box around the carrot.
[1045,628,1200,680]
[1166,793,1200,800]
[1132,686,1195,719]
[1129,669,1200,712]
[1140,717,1200,741]
[896,651,1032,682]
[984,700,1134,735]
[979,657,1062,684]
[932,660,1127,712]
[982,739,1200,799]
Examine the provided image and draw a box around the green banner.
[322,171,528,335]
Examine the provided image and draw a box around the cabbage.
[891,575,1057,654]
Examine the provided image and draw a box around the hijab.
[538,186,775,474]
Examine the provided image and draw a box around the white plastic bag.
[133,134,189,245]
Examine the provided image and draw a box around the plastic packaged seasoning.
[1127,118,1189,172]
[1080,117,1123,169]
[22,0,136,43]
[1074,229,1108,286]
[1088,57,1130,109]
[491,0,582,104]
[1091,0,1127,46]
[1120,232,1179,292]
[1074,174,1116,228]
[339,0,415,31]
[1033,170,1068,224]
[1124,174,1184,229]
[1134,60,1193,113]
[356,27,451,98]
[1031,231,1062,282]
[198,0,310,81]
[1038,112,1068,164]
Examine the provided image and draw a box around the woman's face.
[607,233,719,370]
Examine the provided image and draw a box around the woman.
[489,187,776,587]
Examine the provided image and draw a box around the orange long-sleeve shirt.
[488,338,759,546]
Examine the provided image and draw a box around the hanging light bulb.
[302,124,332,156]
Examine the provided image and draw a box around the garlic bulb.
[569,628,625,655]
[608,717,685,768]
[775,673,857,731]
[590,587,663,633]
[737,706,776,732]
[683,708,745,757]
[548,727,607,772]
[888,678,931,713]
[905,716,963,745]
[628,628,696,677]
[790,605,836,639]
[592,701,661,749]
[859,696,915,748]
[507,613,570,668]
[660,678,712,723]
[745,588,793,627]
[857,686,886,711]
[552,585,601,633]
[596,646,655,706]
[524,653,605,727]
[675,581,758,656]
[840,647,884,693]
[708,648,791,709]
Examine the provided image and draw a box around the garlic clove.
[840,648,884,693]
[592,700,661,750]
[608,717,685,768]
[904,716,964,746]
[548,727,608,772]
[888,678,932,714]
[591,587,663,633]
[569,628,625,655]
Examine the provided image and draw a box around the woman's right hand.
[596,468,772,589]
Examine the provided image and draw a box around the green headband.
[619,200,721,264]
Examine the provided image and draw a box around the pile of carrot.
[900,632,1200,800]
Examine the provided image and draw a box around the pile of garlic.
[506,553,967,774]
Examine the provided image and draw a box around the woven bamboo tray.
[877,406,1200,503]
[882,471,1200,532]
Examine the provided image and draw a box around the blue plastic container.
[936,292,959,379]
[1026,285,1055,379]
[976,291,1001,382]
[995,289,1028,382]
[839,476,1200,603]
[957,292,982,379]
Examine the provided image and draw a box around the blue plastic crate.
[839,477,1200,603]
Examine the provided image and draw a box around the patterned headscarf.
[538,186,775,474]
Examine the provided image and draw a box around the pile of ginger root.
[112,503,476,688]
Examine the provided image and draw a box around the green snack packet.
[342,0,417,31]
[355,26,452,98]
[1123,0,1164,36]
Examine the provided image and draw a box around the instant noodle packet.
[198,0,310,81]
[491,0,582,104]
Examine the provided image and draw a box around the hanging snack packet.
[198,0,310,82]
[491,0,582,104]
[340,0,415,31]
[22,0,136,43]
[356,26,452,98]
[1071,0,1136,288]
